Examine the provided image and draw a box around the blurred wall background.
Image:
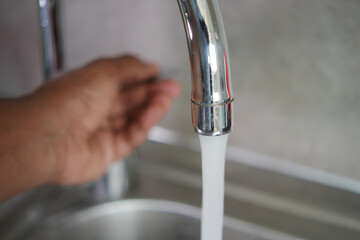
[0,0,359,181]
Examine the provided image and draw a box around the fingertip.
[136,63,160,81]
[152,79,182,98]
[167,79,182,98]
[141,105,163,130]
[147,63,160,73]
[140,95,172,130]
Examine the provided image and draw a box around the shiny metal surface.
[88,152,139,202]
[22,200,299,240]
[0,1,354,239]
[38,0,61,79]
[1,138,360,239]
[178,0,233,136]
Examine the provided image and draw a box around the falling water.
[199,134,229,240]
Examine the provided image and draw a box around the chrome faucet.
[38,0,61,80]
[37,0,233,199]
[178,0,233,136]
[38,0,233,136]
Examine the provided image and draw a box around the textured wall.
[0,0,43,97]
[0,0,360,180]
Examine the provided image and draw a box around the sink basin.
[22,200,297,240]
[1,134,360,240]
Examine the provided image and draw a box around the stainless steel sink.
[1,130,360,240]
[20,199,297,240]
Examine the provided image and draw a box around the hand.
[0,56,180,200]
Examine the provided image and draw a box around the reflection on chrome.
[178,0,234,136]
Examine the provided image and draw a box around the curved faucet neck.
[178,0,233,136]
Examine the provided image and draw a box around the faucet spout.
[178,0,233,136]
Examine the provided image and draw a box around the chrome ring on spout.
[178,0,234,136]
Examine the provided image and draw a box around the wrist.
[0,98,62,195]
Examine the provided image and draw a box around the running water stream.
[199,134,229,240]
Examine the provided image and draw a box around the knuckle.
[119,55,145,68]
[121,55,140,63]
[89,58,117,79]
[90,58,110,68]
